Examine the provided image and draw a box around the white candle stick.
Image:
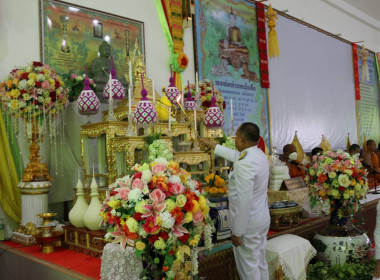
[152,80,155,103]
[168,106,171,132]
[129,60,132,85]
[194,108,197,134]
[128,85,132,113]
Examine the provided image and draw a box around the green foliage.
[312,238,327,253]
[307,258,376,280]
[146,130,162,146]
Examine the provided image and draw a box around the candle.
[195,72,199,97]
[108,73,112,101]
[129,60,132,85]
[230,98,233,120]
[193,109,197,134]
[128,85,132,114]
[168,106,171,131]
[152,80,155,103]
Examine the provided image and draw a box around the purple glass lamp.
[133,73,158,127]
[184,80,196,111]
[204,84,224,128]
[77,67,100,122]
[103,56,125,101]
[165,70,180,105]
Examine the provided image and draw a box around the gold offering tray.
[270,205,302,230]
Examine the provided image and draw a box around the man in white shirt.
[200,122,270,280]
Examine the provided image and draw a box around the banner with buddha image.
[357,48,380,143]
[194,0,270,146]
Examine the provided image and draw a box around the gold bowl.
[37,212,57,226]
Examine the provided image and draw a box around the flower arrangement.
[0,61,69,118]
[64,73,96,101]
[203,173,227,195]
[305,150,368,220]
[221,136,237,150]
[101,158,213,280]
[169,53,189,73]
[186,79,225,112]
[148,139,173,162]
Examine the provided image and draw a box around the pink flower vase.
[133,74,158,126]
[185,81,196,110]
[103,56,125,101]
[77,67,100,115]
[165,72,180,104]
[204,85,224,128]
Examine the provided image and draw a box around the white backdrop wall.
[268,15,358,152]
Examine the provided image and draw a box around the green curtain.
[0,109,21,223]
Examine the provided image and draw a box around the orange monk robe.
[287,161,306,179]
[371,153,380,184]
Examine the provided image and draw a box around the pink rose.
[71,74,78,79]
[193,211,204,225]
[169,183,185,195]
[132,178,144,190]
[41,80,50,89]
[114,187,130,200]
[150,189,166,204]
[152,163,166,175]
[312,163,318,169]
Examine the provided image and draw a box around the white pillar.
[18,181,51,226]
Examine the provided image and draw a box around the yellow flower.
[202,205,210,218]
[338,174,350,188]
[10,89,20,98]
[350,179,356,186]
[199,195,207,210]
[328,172,337,179]
[318,190,326,197]
[165,199,176,212]
[7,80,13,88]
[176,194,187,207]
[28,72,37,81]
[154,237,166,250]
[344,169,353,176]
[185,212,193,223]
[126,217,139,233]
[107,200,121,209]
[12,78,19,86]
[27,79,35,87]
[204,173,215,183]
[22,93,31,101]
[189,235,200,247]
[135,241,146,251]
[44,97,51,104]
[192,200,200,213]
[309,169,315,176]
[135,200,147,214]
[10,100,20,110]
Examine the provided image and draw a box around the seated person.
[349,144,361,160]
[311,147,323,158]
[281,144,305,179]
[361,139,380,186]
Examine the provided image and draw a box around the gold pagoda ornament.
[265,4,280,58]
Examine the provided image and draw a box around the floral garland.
[101,158,213,280]
[169,53,189,73]
[0,61,69,118]
[186,79,225,112]
[305,150,368,218]
[203,173,227,195]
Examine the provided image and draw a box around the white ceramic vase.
[68,178,88,228]
[83,175,103,230]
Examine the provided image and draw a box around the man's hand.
[231,234,243,247]
[199,138,217,150]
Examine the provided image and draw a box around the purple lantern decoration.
[165,70,180,104]
[204,84,224,128]
[133,74,158,125]
[103,56,125,100]
[77,67,100,116]
[185,80,196,110]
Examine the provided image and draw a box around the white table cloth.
[266,234,316,280]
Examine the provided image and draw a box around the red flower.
[160,231,169,240]
[202,100,211,108]
[133,213,143,221]
[339,187,346,191]
[148,234,159,244]
[55,80,60,88]
[178,233,190,243]
[169,250,174,255]
[20,72,29,80]
[33,61,43,67]
[35,81,41,88]
[352,171,358,178]
[318,174,328,183]
[184,200,194,212]
[162,266,170,272]
[20,89,26,94]
[50,91,57,102]
[133,172,142,179]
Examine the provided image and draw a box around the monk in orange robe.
[281,144,306,178]
[362,139,380,186]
